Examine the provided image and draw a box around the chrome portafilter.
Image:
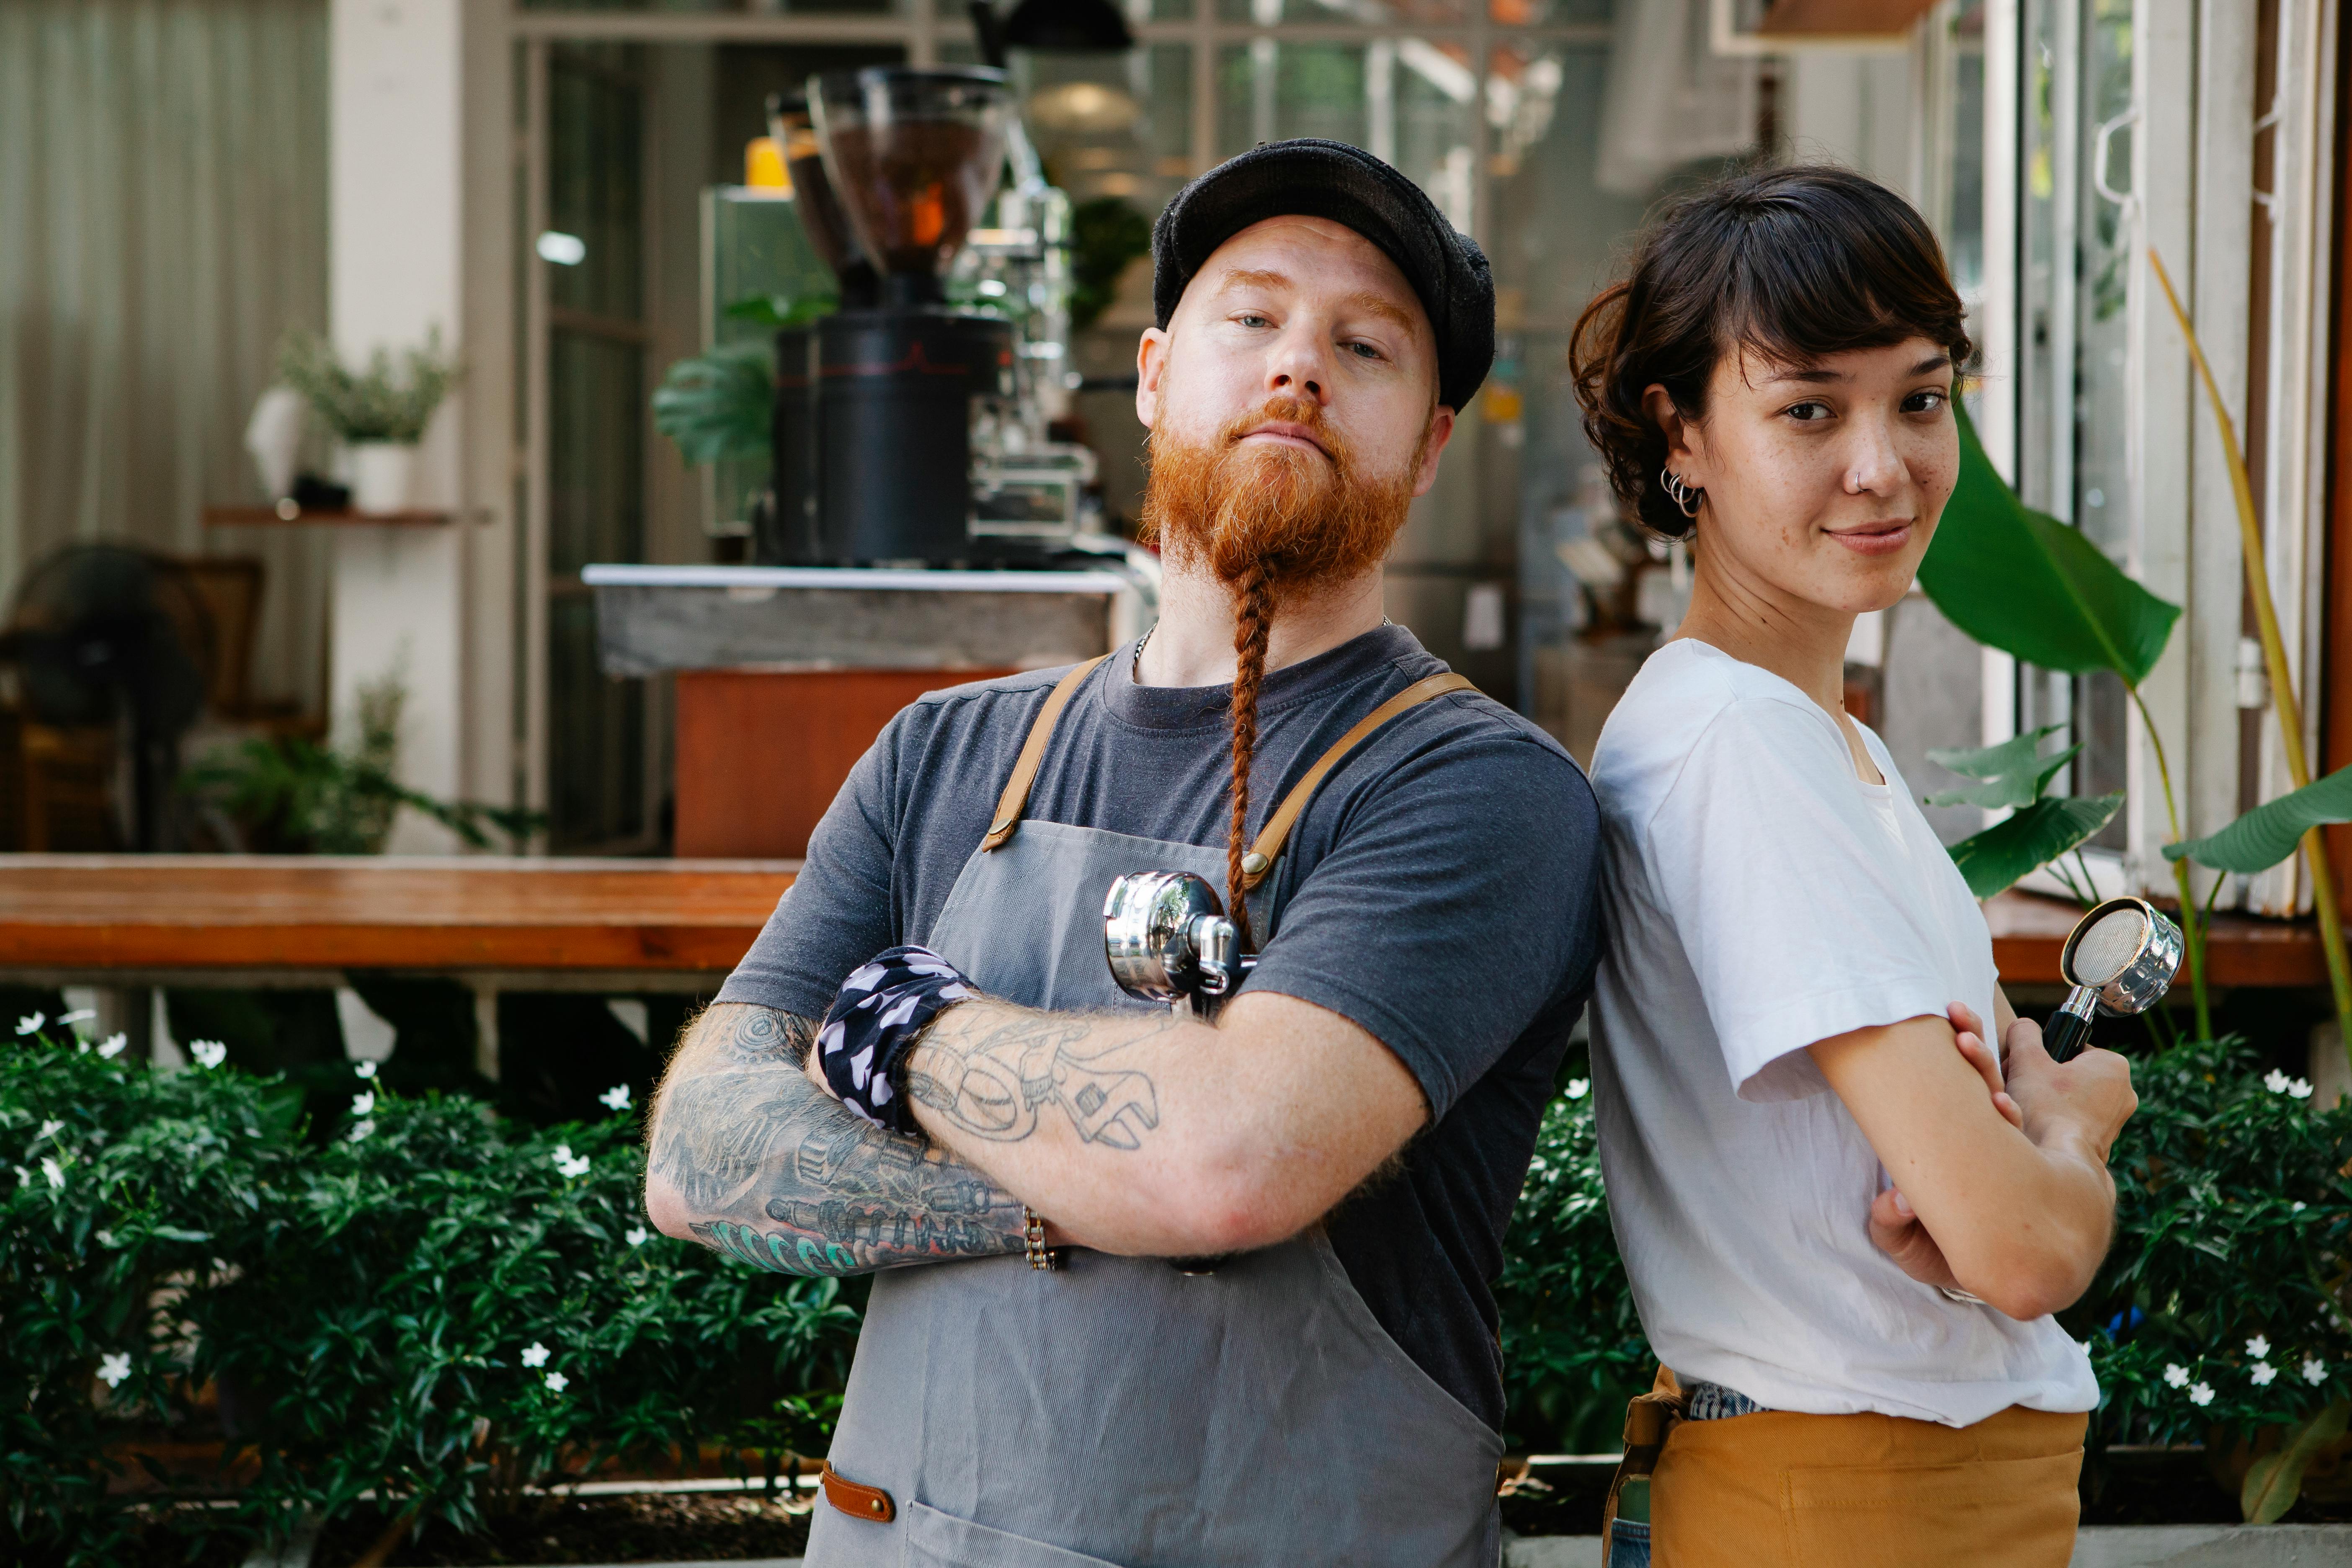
[2045,895,2184,1061]
[1104,870,1254,1014]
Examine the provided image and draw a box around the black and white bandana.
[816,946,978,1133]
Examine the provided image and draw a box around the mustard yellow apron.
[1607,1369,2086,1568]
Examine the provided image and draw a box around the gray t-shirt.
[718,623,1602,1430]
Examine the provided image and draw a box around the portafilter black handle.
[2043,988,2097,1063]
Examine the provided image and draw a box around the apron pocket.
[1781,1450,2082,1568]
[900,1500,1131,1568]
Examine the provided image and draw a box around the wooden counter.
[1986,889,2326,988]
[0,855,796,977]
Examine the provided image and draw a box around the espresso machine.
[759,68,1026,566]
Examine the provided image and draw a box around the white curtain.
[0,0,331,716]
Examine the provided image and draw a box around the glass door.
[2009,0,2135,851]
[541,41,652,852]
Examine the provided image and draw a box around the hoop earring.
[1660,467,1703,520]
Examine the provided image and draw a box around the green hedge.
[1,1030,856,1566]
[6,1026,2350,1560]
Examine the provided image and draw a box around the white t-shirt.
[1587,639,2097,1426]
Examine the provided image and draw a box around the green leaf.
[650,340,774,467]
[2241,1398,2350,1524]
[2165,763,2352,875]
[1924,724,2081,810]
[1944,793,2124,898]
[1916,405,2181,685]
[723,291,839,328]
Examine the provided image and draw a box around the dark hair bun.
[1568,165,1974,542]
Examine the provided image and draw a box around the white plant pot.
[350,442,417,515]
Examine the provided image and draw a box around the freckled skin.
[1651,336,1959,624]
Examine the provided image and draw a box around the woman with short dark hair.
[1571,166,2138,1567]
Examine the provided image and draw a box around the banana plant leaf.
[1922,724,2081,810]
[651,340,774,467]
[1916,405,2180,686]
[2163,763,2352,875]
[1945,793,2124,900]
[2241,1398,2350,1524]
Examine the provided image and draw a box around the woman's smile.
[1825,518,1916,557]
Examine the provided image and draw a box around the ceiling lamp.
[1025,80,1142,134]
[1001,0,1134,53]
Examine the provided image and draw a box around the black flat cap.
[1152,139,1494,412]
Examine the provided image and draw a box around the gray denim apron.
[807,660,1504,1568]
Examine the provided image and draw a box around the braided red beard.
[1137,393,1422,596]
[1138,392,1427,945]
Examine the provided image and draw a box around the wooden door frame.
[2327,1,2352,897]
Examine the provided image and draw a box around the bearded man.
[644,141,1601,1568]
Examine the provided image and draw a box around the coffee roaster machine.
[754,68,1098,567]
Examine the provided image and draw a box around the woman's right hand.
[1996,1013,2138,1163]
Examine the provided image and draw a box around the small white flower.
[95,1229,115,1248]
[2250,1362,2277,1387]
[97,1034,127,1059]
[520,1341,550,1368]
[75,1038,90,1054]
[2293,1201,2308,1212]
[15,1012,43,1035]
[350,1092,375,1117]
[2164,1363,2192,1389]
[189,1040,228,1070]
[2305,1359,2329,1386]
[1564,1078,1590,1101]
[598,1084,632,1112]
[544,1370,568,1393]
[97,1352,131,1387]
[2248,1335,2271,1359]
[36,1119,63,1142]
[40,1157,64,1190]
[552,1143,573,1165]
[560,1155,591,1179]
[59,1008,94,1026]
[353,1060,378,1080]
[2289,1078,2313,1100]
[348,1119,375,1142]
[2188,1382,2215,1407]
[2266,1069,2293,1093]
[625,1225,649,1247]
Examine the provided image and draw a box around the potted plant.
[275,328,462,514]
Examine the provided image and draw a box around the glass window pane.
[548,593,645,848]
[1016,45,1191,208]
[1214,40,1474,227]
[549,45,646,322]
[548,332,645,574]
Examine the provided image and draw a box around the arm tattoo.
[906,1006,1178,1152]
[645,1003,1026,1277]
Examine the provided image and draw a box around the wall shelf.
[203,505,452,528]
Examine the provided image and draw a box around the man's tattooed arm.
[889,992,1429,1260]
[643,1002,1028,1276]
[903,1003,1181,1151]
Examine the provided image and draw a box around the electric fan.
[0,544,216,851]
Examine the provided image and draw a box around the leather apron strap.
[980,655,1109,852]
[1239,671,1476,893]
[981,660,1475,894]
[1600,1366,1684,1548]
